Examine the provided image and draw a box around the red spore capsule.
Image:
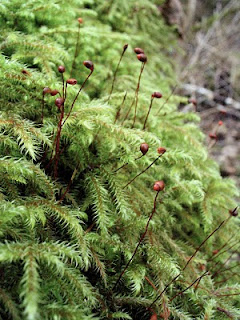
[209,133,217,140]
[58,65,65,73]
[55,97,64,108]
[66,78,77,85]
[137,53,147,63]
[153,180,165,191]
[152,92,162,99]
[83,60,94,71]
[140,143,149,155]
[43,87,51,95]
[157,147,166,154]
[50,89,59,96]
[134,47,144,54]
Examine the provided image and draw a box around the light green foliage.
[0,0,239,319]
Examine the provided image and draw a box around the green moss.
[0,1,239,319]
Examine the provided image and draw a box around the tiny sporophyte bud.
[140,143,149,155]
[123,44,128,51]
[229,207,238,217]
[134,47,144,54]
[66,78,77,85]
[55,97,64,108]
[218,120,223,126]
[137,53,147,63]
[83,60,94,71]
[58,65,65,73]
[152,92,162,99]
[50,89,59,96]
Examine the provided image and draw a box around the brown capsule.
[78,17,83,24]
[123,43,128,51]
[229,207,238,217]
[21,69,30,76]
[137,53,147,63]
[140,143,149,155]
[189,98,197,105]
[152,92,162,99]
[212,249,219,255]
[55,97,64,108]
[209,133,217,140]
[50,89,59,96]
[199,264,205,271]
[153,180,165,192]
[219,109,227,115]
[134,47,144,54]
[157,147,166,154]
[83,60,94,71]
[43,87,52,95]
[58,65,65,73]
[150,313,158,320]
[66,78,77,85]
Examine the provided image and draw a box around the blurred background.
[165,0,240,189]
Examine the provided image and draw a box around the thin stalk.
[107,45,128,103]
[215,264,239,276]
[64,82,68,103]
[84,222,95,235]
[183,220,225,271]
[177,279,211,294]
[149,219,225,308]
[132,62,145,128]
[143,97,154,130]
[208,240,239,264]
[123,153,164,189]
[113,191,160,290]
[54,105,64,179]
[58,164,79,203]
[70,23,81,77]
[61,73,65,99]
[156,84,177,115]
[114,154,144,174]
[41,92,45,124]
[62,69,93,126]
[114,91,127,124]
[214,272,239,285]
[145,276,158,292]
[211,247,240,278]
[216,292,240,297]
[194,275,204,292]
[169,271,209,302]
[217,306,234,318]
[208,139,217,150]
[121,97,135,125]
[207,234,236,262]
